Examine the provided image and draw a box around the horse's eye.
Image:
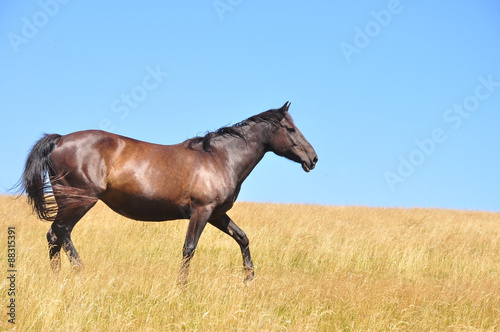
[286,127,296,133]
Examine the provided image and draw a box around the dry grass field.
[1,195,499,331]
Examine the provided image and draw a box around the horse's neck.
[217,124,270,185]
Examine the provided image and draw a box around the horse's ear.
[280,101,291,114]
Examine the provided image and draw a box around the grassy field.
[1,195,499,331]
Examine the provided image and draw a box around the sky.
[1,1,499,212]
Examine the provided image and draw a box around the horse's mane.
[187,108,285,152]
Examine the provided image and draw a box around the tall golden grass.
[1,195,499,331]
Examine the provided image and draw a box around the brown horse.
[20,102,317,283]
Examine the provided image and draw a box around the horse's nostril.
[313,156,318,164]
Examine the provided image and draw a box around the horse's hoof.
[243,269,255,284]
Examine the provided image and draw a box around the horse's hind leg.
[48,220,83,271]
[47,201,97,272]
[47,227,63,272]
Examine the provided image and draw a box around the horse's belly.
[99,189,189,221]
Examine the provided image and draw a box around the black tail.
[20,134,62,221]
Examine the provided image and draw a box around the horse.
[19,102,318,284]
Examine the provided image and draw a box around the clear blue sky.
[1,1,499,212]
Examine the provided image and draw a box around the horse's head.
[269,102,318,172]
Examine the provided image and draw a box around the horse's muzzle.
[302,155,318,173]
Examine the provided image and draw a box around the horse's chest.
[191,168,235,203]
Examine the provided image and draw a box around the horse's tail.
[20,134,62,221]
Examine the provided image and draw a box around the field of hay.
[0,195,499,331]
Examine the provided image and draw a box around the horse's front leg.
[209,214,254,283]
[178,206,212,285]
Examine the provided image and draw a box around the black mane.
[187,108,285,152]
